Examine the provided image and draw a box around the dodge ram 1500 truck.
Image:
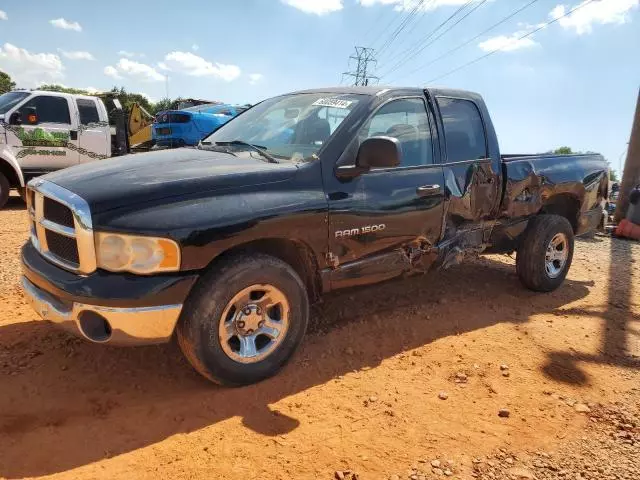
[21,86,608,386]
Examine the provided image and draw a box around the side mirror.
[9,111,22,125]
[24,107,38,125]
[336,136,401,179]
[357,136,401,169]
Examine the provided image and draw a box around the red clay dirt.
[0,194,638,479]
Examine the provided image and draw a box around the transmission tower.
[342,47,379,86]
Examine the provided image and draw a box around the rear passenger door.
[76,98,110,163]
[435,96,499,222]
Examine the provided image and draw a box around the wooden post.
[615,88,640,223]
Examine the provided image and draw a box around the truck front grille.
[44,197,75,228]
[45,230,80,265]
[26,180,97,275]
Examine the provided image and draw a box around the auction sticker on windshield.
[312,98,354,109]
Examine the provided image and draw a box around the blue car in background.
[153,103,248,147]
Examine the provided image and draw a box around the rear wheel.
[0,173,10,210]
[177,253,309,386]
[516,214,574,292]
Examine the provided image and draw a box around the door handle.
[416,184,441,196]
[69,130,78,141]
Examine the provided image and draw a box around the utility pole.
[615,88,640,223]
[342,47,379,87]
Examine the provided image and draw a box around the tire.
[516,214,575,292]
[177,253,309,386]
[0,173,10,210]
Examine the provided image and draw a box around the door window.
[76,99,100,124]
[362,98,433,167]
[19,96,71,124]
[436,97,487,162]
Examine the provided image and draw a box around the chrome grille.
[44,197,75,228]
[27,180,97,274]
[45,230,80,265]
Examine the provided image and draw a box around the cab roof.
[289,85,482,101]
[21,90,100,102]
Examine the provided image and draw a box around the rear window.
[437,97,487,162]
[76,99,100,125]
[156,112,191,124]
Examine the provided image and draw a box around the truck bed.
[499,152,608,234]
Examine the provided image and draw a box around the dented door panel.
[442,159,501,225]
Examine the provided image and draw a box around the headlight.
[95,233,181,274]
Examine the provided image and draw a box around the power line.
[342,47,380,86]
[377,0,427,58]
[387,0,539,83]
[362,5,394,45]
[426,0,596,84]
[378,0,478,79]
[380,0,488,80]
[370,2,416,51]
[377,0,436,63]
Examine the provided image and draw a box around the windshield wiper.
[214,140,278,163]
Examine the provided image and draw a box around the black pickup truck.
[21,86,608,385]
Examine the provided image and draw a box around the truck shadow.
[3,195,26,211]
[0,257,593,478]
[542,237,640,383]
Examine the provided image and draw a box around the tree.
[0,71,16,94]
[39,84,94,95]
[153,97,173,114]
[36,84,186,116]
[609,169,619,182]
[553,146,573,155]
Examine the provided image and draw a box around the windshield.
[0,91,30,115]
[184,103,223,112]
[203,93,364,162]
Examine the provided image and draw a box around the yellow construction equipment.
[128,102,154,150]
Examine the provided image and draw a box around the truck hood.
[44,148,299,214]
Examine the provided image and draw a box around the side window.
[436,97,487,162]
[362,98,433,167]
[19,96,71,124]
[76,99,100,125]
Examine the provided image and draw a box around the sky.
[0,0,638,171]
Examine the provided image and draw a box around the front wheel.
[516,214,575,292]
[177,253,309,386]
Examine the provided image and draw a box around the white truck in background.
[0,90,127,209]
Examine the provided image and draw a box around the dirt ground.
[1,193,639,480]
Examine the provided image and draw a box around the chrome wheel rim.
[218,284,290,364]
[545,233,569,278]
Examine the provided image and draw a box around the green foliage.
[609,168,619,182]
[35,84,240,116]
[37,84,167,115]
[553,146,573,155]
[153,97,173,114]
[0,71,16,94]
[38,84,93,95]
[108,86,156,115]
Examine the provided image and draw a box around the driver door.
[326,97,445,288]
[10,94,79,180]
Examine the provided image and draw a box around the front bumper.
[21,242,199,346]
[22,277,183,345]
